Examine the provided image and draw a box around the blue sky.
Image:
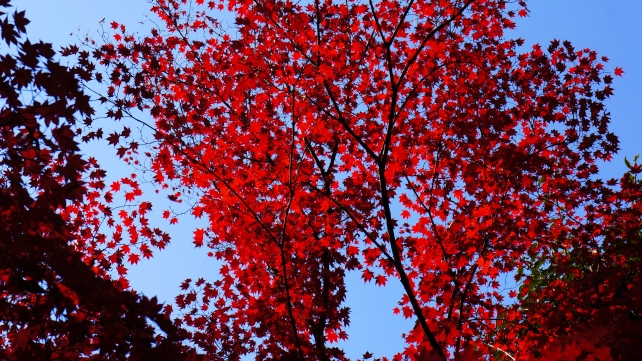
[16,0,642,359]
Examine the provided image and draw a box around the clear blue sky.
[17,1,642,359]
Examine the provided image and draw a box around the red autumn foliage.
[74,0,641,359]
[0,2,197,359]
[3,0,641,360]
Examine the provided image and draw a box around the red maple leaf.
[106,132,120,145]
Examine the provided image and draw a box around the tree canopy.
[1,0,641,360]
[0,2,195,359]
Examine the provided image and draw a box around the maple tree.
[78,0,642,356]
[75,0,642,359]
[4,0,640,360]
[0,1,197,359]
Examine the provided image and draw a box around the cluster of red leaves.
[510,160,642,360]
[72,0,638,360]
[0,1,197,359]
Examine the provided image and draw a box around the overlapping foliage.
[0,1,196,359]
[2,0,641,360]
[78,0,641,359]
